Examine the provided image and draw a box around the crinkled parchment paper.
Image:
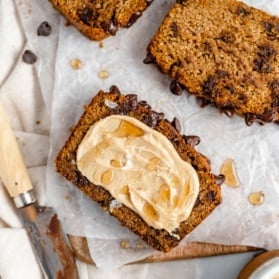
[16,0,279,269]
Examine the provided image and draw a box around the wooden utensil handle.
[0,101,33,199]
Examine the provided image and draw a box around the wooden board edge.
[68,235,263,265]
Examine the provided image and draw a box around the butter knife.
[0,101,79,279]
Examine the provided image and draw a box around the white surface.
[0,0,277,278]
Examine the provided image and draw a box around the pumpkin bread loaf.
[144,0,279,125]
[55,86,222,252]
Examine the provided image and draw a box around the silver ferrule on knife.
[13,190,36,208]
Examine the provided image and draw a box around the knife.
[0,101,79,279]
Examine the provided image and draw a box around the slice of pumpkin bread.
[55,86,222,252]
[144,0,279,125]
[49,0,153,41]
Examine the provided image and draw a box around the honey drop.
[220,158,240,187]
[110,155,126,168]
[98,70,109,79]
[172,195,179,207]
[135,243,144,250]
[158,184,170,203]
[101,170,113,185]
[110,159,122,168]
[120,240,130,249]
[119,185,129,196]
[248,191,265,206]
[143,202,158,221]
[113,120,144,138]
[70,58,82,70]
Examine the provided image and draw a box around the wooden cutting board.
[68,235,263,265]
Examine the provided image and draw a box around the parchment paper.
[15,0,279,269]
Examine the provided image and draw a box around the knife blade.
[0,101,79,279]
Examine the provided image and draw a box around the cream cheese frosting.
[77,115,199,235]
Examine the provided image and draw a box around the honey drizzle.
[248,191,265,206]
[220,158,240,187]
[113,120,144,138]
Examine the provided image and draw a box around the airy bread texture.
[145,0,279,125]
[55,86,222,252]
[49,0,153,41]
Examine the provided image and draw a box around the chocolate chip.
[203,42,212,52]
[170,22,178,36]
[143,52,156,64]
[263,21,274,33]
[100,20,117,35]
[138,100,152,109]
[194,196,201,207]
[22,50,37,64]
[207,191,215,201]
[142,111,162,128]
[112,106,124,115]
[238,94,248,103]
[184,135,200,146]
[123,94,138,111]
[214,174,225,186]
[170,80,184,95]
[202,75,216,96]
[245,113,265,126]
[77,7,93,25]
[127,12,142,27]
[258,45,276,58]
[224,85,234,93]
[253,45,276,73]
[198,97,212,108]
[37,21,52,36]
[74,170,90,186]
[216,69,229,78]
[270,80,279,98]
[171,137,180,145]
[218,31,235,44]
[170,61,182,75]
[242,74,255,85]
[236,6,249,16]
[220,105,235,118]
[262,110,277,122]
[109,85,121,95]
[171,117,181,132]
[262,21,279,40]
[253,57,272,73]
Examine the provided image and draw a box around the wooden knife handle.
[0,101,33,199]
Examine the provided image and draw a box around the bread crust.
[55,86,222,252]
[145,0,279,125]
[49,0,153,41]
